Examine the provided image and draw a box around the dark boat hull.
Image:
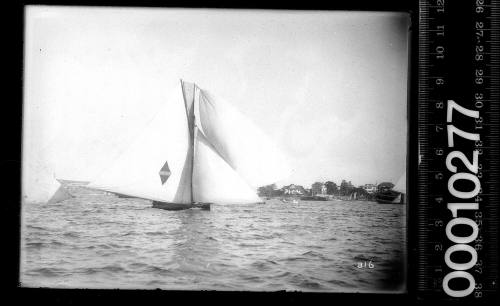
[300,196,328,201]
[375,190,404,204]
[116,193,135,198]
[152,201,211,211]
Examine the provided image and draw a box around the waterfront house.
[362,183,378,194]
[311,182,326,196]
[282,184,306,195]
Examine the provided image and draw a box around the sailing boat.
[391,171,406,204]
[88,80,291,210]
[375,171,406,204]
[351,191,357,201]
[23,172,72,204]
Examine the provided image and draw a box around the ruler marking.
[417,0,499,301]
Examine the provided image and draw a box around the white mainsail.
[87,91,192,203]
[88,80,290,206]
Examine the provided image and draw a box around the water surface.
[21,186,406,292]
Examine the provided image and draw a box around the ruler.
[417,0,499,301]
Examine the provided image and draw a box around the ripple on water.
[21,198,406,292]
[26,225,51,231]
[26,240,65,249]
[63,232,80,238]
[27,267,68,277]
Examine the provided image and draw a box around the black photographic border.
[6,0,423,304]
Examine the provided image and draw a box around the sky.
[23,6,409,190]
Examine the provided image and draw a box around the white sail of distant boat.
[23,168,72,204]
[351,192,357,200]
[47,179,73,204]
[392,171,406,194]
[391,171,406,204]
[88,80,291,209]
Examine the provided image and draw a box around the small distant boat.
[375,172,406,204]
[46,179,73,204]
[281,198,299,204]
[23,167,73,204]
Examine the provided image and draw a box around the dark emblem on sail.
[159,160,171,185]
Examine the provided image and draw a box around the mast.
[180,79,195,203]
[190,84,195,203]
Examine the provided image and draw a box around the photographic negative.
[21,6,409,292]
